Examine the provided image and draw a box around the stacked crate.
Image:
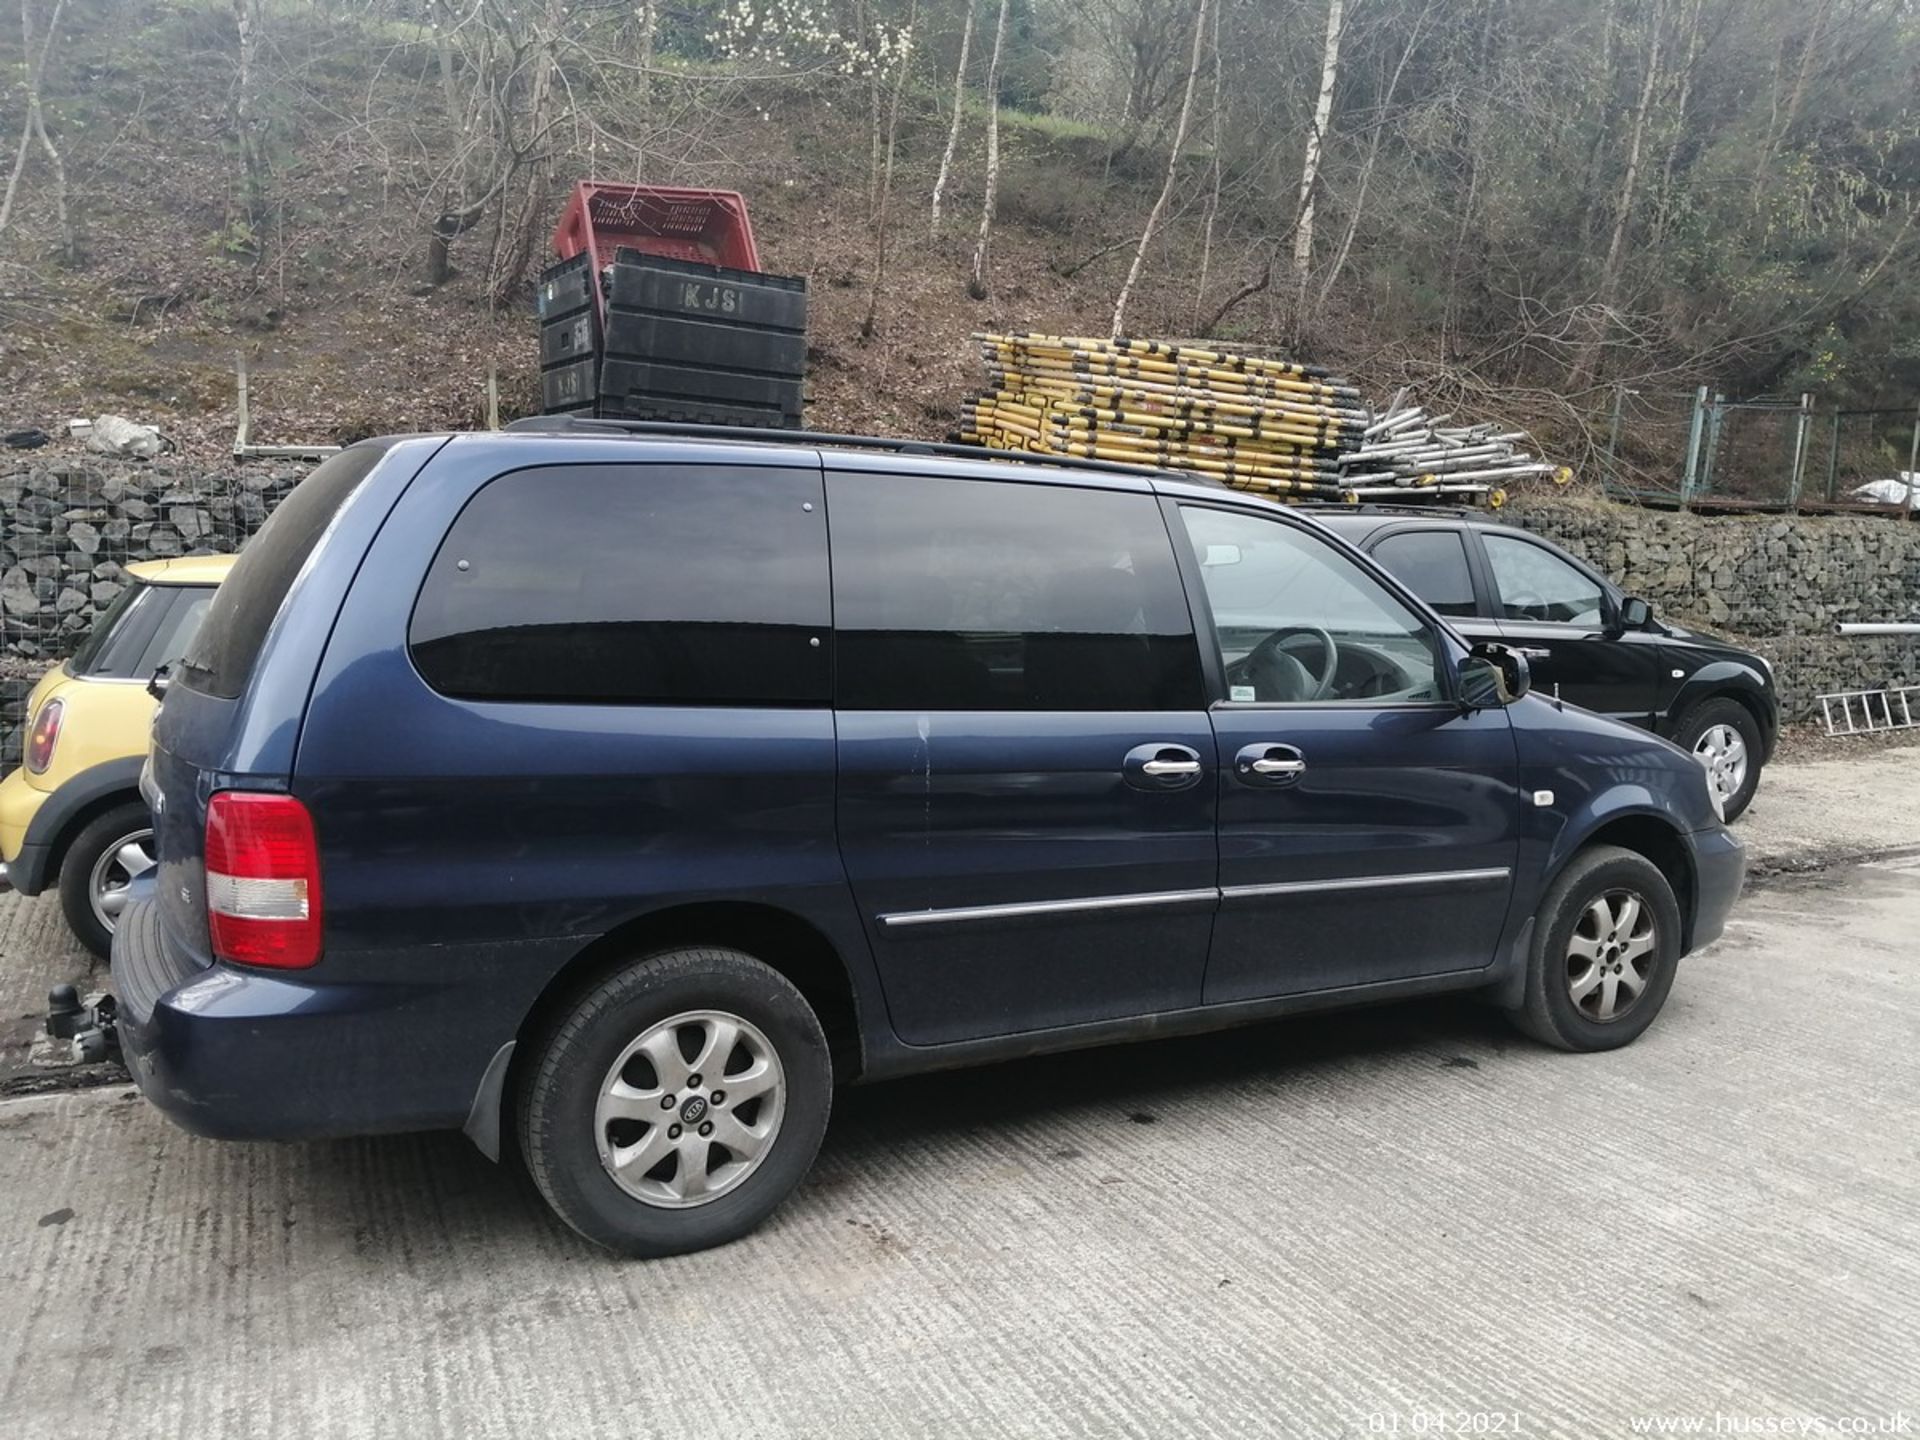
[537,184,808,428]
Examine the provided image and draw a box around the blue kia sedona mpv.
[114,421,1745,1256]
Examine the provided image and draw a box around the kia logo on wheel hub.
[680,1095,709,1125]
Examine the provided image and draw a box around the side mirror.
[1460,643,1531,709]
[1618,596,1652,631]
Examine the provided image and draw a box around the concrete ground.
[1,747,1917,1438]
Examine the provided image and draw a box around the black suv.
[1318,510,1779,819]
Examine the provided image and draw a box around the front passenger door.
[1480,531,1661,727]
[1174,503,1521,1004]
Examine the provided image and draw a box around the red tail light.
[205,792,323,969]
[24,697,63,773]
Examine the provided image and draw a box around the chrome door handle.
[1250,757,1305,775]
[1513,647,1552,660]
[1141,758,1202,776]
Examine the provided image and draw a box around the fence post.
[1701,391,1726,498]
[1787,391,1812,514]
[1604,383,1626,493]
[1907,397,1920,520]
[1826,409,1842,502]
[1680,384,1708,512]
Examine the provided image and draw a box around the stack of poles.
[962,334,1568,506]
[1340,388,1570,499]
[963,334,1367,502]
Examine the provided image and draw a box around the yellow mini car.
[0,554,235,957]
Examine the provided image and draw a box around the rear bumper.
[1686,824,1746,953]
[111,895,551,1142]
[0,768,53,894]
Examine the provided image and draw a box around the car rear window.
[179,443,390,699]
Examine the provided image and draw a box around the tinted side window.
[410,464,830,706]
[829,472,1203,711]
[1370,530,1478,618]
[183,442,391,698]
[1483,534,1605,626]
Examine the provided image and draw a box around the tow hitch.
[47,984,119,1064]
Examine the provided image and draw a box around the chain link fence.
[1602,387,1920,514]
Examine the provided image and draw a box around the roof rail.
[501,414,1179,483]
[1335,501,1482,520]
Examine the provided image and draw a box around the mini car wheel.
[1674,696,1762,821]
[1507,844,1683,1053]
[58,800,157,960]
[517,946,833,1257]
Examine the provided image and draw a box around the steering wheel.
[1240,625,1339,702]
[1503,589,1550,622]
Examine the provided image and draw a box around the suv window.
[829,472,1203,711]
[1369,530,1477,618]
[1483,533,1605,626]
[182,442,391,698]
[1178,506,1445,704]
[409,464,830,706]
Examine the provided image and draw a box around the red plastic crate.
[552,182,762,274]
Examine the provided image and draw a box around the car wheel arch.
[46,786,148,882]
[1558,813,1698,952]
[475,900,867,1163]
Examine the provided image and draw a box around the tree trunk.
[1316,0,1429,320]
[1112,0,1210,340]
[966,0,1011,301]
[1652,0,1704,248]
[929,0,975,237]
[0,0,68,245]
[862,1,916,338]
[1191,0,1223,331]
[232,0,267,236]
[1289,0,1345,343]
[1574,0,1667,389]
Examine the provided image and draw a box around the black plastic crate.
[536,253,595,322]
[602,311,806,378]
[598,356,803,427]
[608,249,807,334]
[540,358,601,414]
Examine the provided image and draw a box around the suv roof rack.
[502,414,1182,484]
[1334,502,1483,520]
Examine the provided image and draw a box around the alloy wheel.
[1565,889,1657,1022]
[89,828,156,934]
[594,1009,786,1209]
[1693,723,1749,805]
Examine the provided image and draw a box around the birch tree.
[1289,0,1346,338]
[966,0,1011,300]
[1573,0,1667,387]
[1111,0,1209,339]
[929,0,975,237]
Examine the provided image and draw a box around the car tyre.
[57,800,155,961]
[1673,696,1762,821]
[1507,844,1683,1053]
[517,945,833,1258]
